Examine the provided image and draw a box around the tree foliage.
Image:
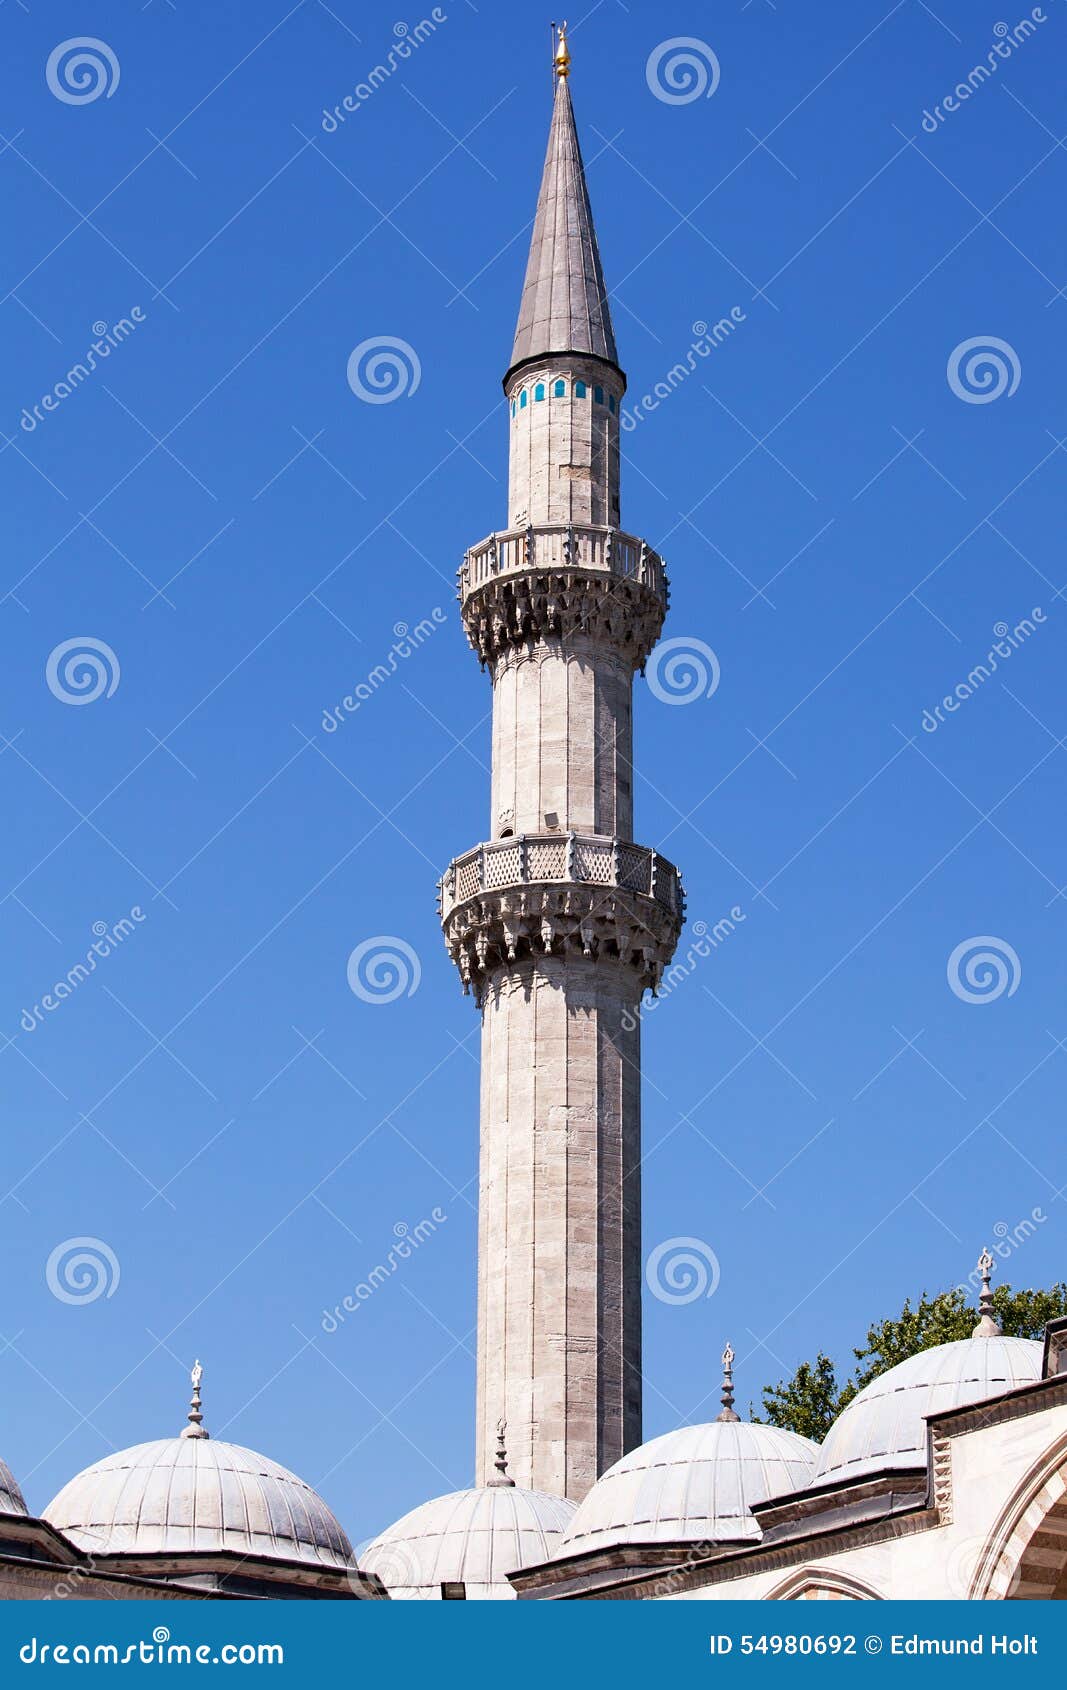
[758,1281,1067,1441]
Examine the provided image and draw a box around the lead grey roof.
[0,1457,27,1517]
[507,78,619,380]
[361,1484,576,1599]
[43,1437,355,1569]
[814,1335,1043,1486]
[559,1420,819,1555]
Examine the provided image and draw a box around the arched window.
[594,385,604,405]
[534,382,545,401]
[608,394,616,414]
[519,389,527,409]
[574,380,587,398]
[554,379,566,398]
[510,399,516,417]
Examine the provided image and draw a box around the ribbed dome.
[44,1438,355,1570]
[361,1485,577,1599]
[0,1457,27,1517]
[815,1336,1043,1486]
[560,1421,819,1555]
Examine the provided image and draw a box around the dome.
[361,1484,577,1598]
[560,1420,819,1556]
[0,1457,27,1517]
[815,1335,1043,1486]
[44,1437,355,1569]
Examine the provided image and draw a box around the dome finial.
[181,1358,210,1439]
[487,1417,515,1486]
[973,1248,1002,1338]
[552,20,571,80]
[717,1341,740,1422]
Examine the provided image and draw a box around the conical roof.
[506,76,619,383]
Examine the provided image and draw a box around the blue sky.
[1,0,1065,1546]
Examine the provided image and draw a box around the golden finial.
[553,21,571,80]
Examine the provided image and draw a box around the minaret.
[440,28,683,1502]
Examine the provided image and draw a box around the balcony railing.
[459,524,667,603]
[440,832,682,922]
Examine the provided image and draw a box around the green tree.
[759,1280,1067,1439]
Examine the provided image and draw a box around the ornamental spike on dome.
[181,1358,210,1439]
[973,1247,1002,1338]
[553,20,571,80]
[717,1341,740,1423]
[487,1417,515,1486]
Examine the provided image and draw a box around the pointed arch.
[766,1565,882,1602]
[971,1430,1067,1600]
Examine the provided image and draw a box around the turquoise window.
[553,379,566,398]
[519,389,527,409]
[534,382,545,401]
[510,399,516,416]
[608,394,616,414]
[594,385,604,405]
[574,380,587,398]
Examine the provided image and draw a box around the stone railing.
[439,832,682,922]
[459,524,667,604]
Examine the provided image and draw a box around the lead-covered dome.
[361,1484,576,1598]
[0,1457,27,1517]
[559,1419,819,1555]
[815,1335,1042,1487]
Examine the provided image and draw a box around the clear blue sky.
[1,0,1065,1547]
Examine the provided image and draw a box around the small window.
[534,382,545,401]
[594,385,604,405]
[574,380,587,399]
[519,389,527,409]
[510,399,516,416]
[608,394,616,414]
[554,379,566,398]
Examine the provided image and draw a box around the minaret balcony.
[458,524,668,668]
[439,832,684,1001]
